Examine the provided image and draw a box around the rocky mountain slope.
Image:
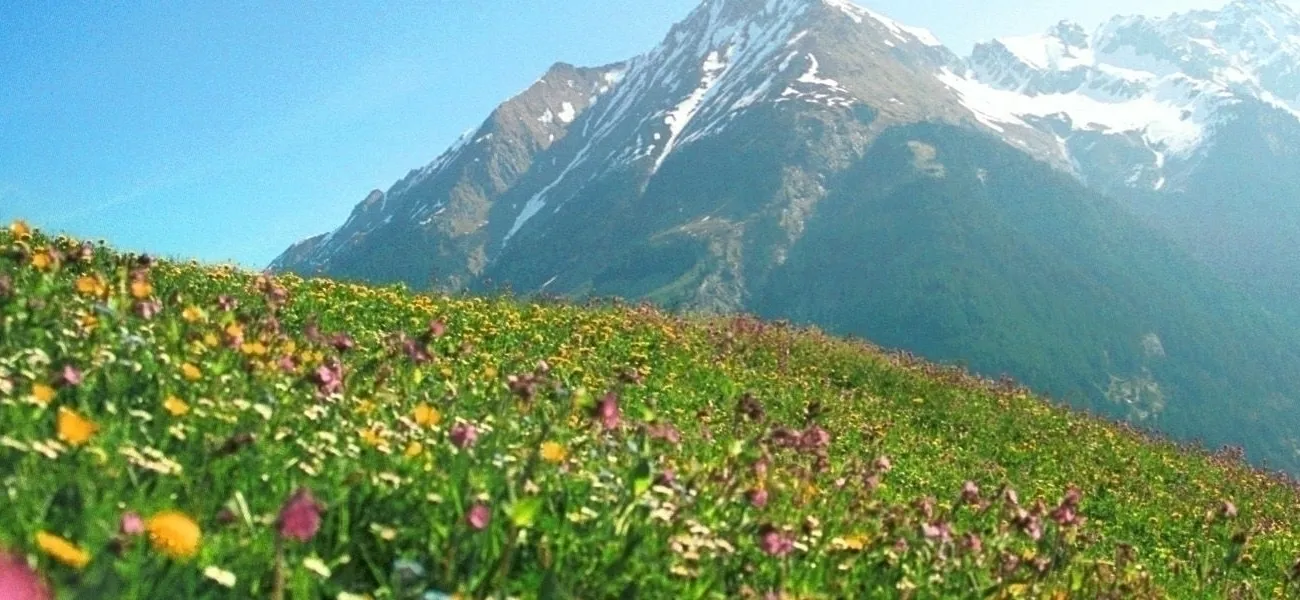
[270,0,1300,471]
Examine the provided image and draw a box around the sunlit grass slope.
[1,221,1299,599]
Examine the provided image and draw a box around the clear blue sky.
[0,0,1262,267]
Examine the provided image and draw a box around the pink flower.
[119,512,145,536]
[873,456,892,473]
[277,488,323,542]
[427,319,446,338]
[0,550,50,600]
[1220,500,1238,519]
[449,423,478,449]
[758,526,794,557]
[466,503,490,531]
[960,480,980,505]
[747,488,769,508]
[311,360,344,396]
[647,422,680,445]
[596,392,620,430]
[135,300,162,320]
[217,295,238,311]
[58,365,83,387]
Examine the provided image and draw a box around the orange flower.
[180,363,202,382]
[9,220,32,239]
[129,279,153,300]
[56,407,97,446]
[412,404,441,427]
[31,384,56,406]
[35,531,90,569]
[163,396,189,417]
[181,306,204,323]
[74,275,106,297]
[540,441,567,464]
[145,511,201,559]
[30,250,53,271]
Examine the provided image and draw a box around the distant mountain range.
[270,0,1300,472]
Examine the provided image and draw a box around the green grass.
[2,221,1299,599]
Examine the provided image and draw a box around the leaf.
[509,497,544,529]
[631,460,653,497]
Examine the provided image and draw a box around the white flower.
[203,566,237,588]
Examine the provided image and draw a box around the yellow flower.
[9,220,32,239]
[240,341,267,356]
[181,363,202,382]
[181,306,204,323]
[75,274,107,297]
[146,511,201,559]
[163,396,190,417]
[403,441,424,458]
[31,383,56,406]
[36,531,91,569]
[225,322,244,340]
[57,407,97,446]
[540,441,567,464]
[30,250,53,271]
[412,404,441,427]
[130,279,153,300]
[359,427,384,447]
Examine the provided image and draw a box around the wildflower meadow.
[2,220,1300,598]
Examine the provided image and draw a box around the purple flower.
[277,487,324,542]
[449,423,478,449]
[596,392,621,431]
[961,533,983,554]
[800,425,830,450]
[758,526,794,557]
[119,512,145,536]
[654,468,676,486]
[920,521,951,544]
[466,503,490,531]
[330,333,355,352]
[0,550,50,600]
[312,360,344,396]
[135,300,162,320]
[647,422,681,445]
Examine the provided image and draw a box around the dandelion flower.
[162,396,189,417]
[181,306,204,323]
[30,251,54,271]
[74,275,106,297]
[129,279,153,300]
[403,441,424,458]
[539,441,567,464]
[56,407,97,446]
[180,363,202,382]
[31,384,55,406]
[146,511,201,559]
[35,532,90,569]
[9,220,32,239]
[412,404,441,427]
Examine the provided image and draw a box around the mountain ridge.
[268,0,1300,472]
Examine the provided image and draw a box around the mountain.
[270,0,1300,471]
[957,0,1300,306]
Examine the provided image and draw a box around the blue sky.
[0,0,1267,267]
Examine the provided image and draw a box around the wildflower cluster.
[1,220,1299,598]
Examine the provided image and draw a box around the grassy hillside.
[2,221,1300,599]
